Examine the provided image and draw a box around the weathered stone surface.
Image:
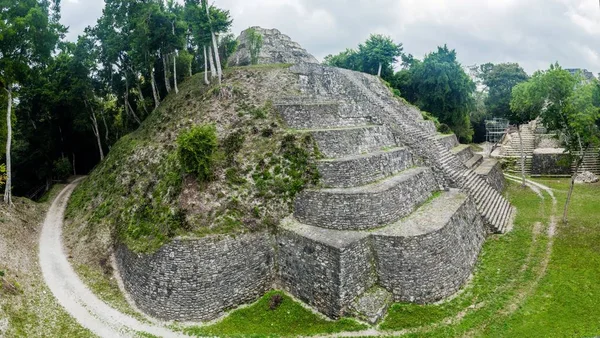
[474,158,505,193]
[349,287,392,324]
[317,147,414,188]
[435,134,460,151]
[371,190,486,303]
[575,171,599,184]
[276,218,375,318]
[294,167,438,230]
[276,101,372,130]
[115,233,274,321]
[452,144,474,164]
[228,27,318,67]
[531,148,570,175]
[306,125,396,159]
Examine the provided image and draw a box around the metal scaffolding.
[485,118,510,143]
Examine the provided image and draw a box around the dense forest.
[1,0,599,206]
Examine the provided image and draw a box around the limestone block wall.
[475,160,505,193]
[115,233,274,321]
[276,225,376,318]
[532,150,571,175]
[309,125,395,158]
[294,167,438,230]
[317,147,414,188]
[277,102,372,129]
[371,193,486,303]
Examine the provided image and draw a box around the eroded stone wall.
[115,233,274,321]
[276,226,376,318]
[372,195,486,303]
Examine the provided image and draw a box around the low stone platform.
[277,190,486,318]
[294,167,438,230]
[317,147,414,188]
[474,158,505,193]
[303,125,395,158]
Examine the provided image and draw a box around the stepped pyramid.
[272,63,514,321]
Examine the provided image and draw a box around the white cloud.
[60,0,600,75]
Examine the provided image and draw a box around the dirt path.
[39,179,187,338]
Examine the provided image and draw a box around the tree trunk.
[203,45,210,85]
[211,31,222,84]
[517,125,526,187]
[377,62,382,77]
[91,112,104,161]
[208,45,217,80]
[101,112,110,147]
[205,0,222,83]
[563,152,584,224]
[4,87,12,205]
[151,67,161,108]
[72,153,76,176]
[163,53,172,94]
[125,77,142,124]
[173,51,179,94]
[135,79,149,116]
[85,99,105,162]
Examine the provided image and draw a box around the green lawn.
[184,291,367,337]
[380,179,600,337]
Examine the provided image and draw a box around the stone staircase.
[572,150,600,175]
[272,63,514,321]
[500,123,535,175]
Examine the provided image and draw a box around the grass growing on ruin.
[381,179,600,337]
[184,291,367,337]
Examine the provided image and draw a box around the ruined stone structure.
[493,119,600,176]
[116,28,513,324]
[228,27,319,67]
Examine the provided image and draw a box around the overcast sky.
[60,0,600,76]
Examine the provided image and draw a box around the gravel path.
[39,178,187,338]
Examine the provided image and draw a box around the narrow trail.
[39,179,187,338]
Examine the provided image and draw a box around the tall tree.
[407,45,475,142]
[358,34,403,77]
[0,0,63,204]
[511,64,600,222]
[324,35,403,80]
[479,63,529,118]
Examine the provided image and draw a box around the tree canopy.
[324,34,403,80]
[0,0,236,201]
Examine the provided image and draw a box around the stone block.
[115,233,274,321]
[318,147,414,188]
[306,125,396,159]
[371,190,486,303]
[276,218,376,318]
[294,167,438,230]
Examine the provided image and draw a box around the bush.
[438,123,452,134]
[269,293,283,310]
[53,157,72,182]
[177,125,218,182]
[0,164,6,189]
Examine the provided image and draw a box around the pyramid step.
[452,144,474,164]
[303,125,396,159]
[435,134,459,151]
[318,147,414,188]
[276,101,373,130]
[277,218,375,319]
[371,189,487,304]
[465,154,484,169]
[294,167,438,230]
